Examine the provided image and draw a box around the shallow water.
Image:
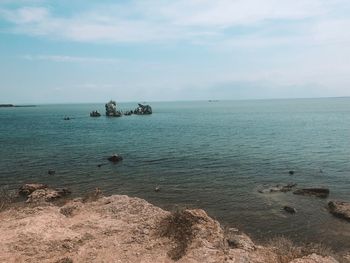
[0,98,349,251]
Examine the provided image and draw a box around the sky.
[0,0,350,103]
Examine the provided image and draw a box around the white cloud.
[156,0,326,27]
[0,6,48,23]
[0,0,349,46]
[2,0,350,101]
[22,54,120,63]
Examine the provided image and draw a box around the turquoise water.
[0,98,349,251]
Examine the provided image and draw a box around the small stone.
[154,186,160,192]
[48,170,55,175]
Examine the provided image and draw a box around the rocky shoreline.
[0,188,348,263]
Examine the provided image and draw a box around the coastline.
[0,192,346,263]
[0,104,36,107]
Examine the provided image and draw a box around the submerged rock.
[134,103,152,115]
[154,186,161,192]
[108,154,123,163]
[283,206,297,214]
[328,201,350,222]
[90,110,101,117]
[19,183,48,196]
[105,100,122,117]
[48,170,55,175]
[293,188,329,198]
[258,183,297,193]
[289,170,295,175]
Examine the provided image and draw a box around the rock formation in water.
[134,103,152,115]
[0,194,339,263]
[90,110,101,117]
[105,100,122,117]
[123,110,133,116]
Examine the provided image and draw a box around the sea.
[0,98,349,251]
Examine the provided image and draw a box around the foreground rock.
[27,188,71,203]
[19,184,71,203]
[19,183,48,195]
[328,201,350,222]
[289,254,338,263]
[0,194,338,263]
[293,188,329,198]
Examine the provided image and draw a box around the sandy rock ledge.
[0,194,339,263]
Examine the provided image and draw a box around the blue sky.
[0,0,350,103]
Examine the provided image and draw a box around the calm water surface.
[0,98,349,251]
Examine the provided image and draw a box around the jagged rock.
[19,183,48,196]
[105,100,122,117]
[134,103,152,115]
[283,206,297,214]
[90,110,101,117]
[26,187,71,203]
[226,228,255,250]
[108,154,123,163]
[328,201,350,222]
[293,188,329,198]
